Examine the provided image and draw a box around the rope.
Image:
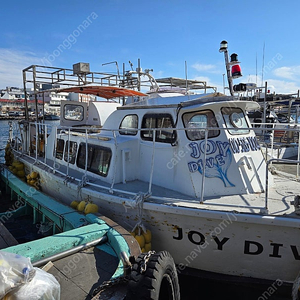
[77,175,88,191]
[131,192,151,235]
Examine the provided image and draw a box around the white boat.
[4,56,300,297]
[43,113,60,121]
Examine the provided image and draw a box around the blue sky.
[0,0,299,94]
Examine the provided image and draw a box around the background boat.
[41,114,60,121]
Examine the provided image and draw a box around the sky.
[0,0,300,95]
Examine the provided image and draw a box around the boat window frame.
[63,104,85,122]
[141,113,177,144]
[182,109,220,141]
[119,114,138,136]
[221,107,250,135]
[54,138,65,160]
[64,140,78,164]
[76,143,112,177]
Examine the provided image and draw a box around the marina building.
[0,84,96,116]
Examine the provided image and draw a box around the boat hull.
[25,162,300,284]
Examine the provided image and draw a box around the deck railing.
[265,158,300,211]
[6,120,300,212]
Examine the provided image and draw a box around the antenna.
[256,52,257,85]
[185,61,188,94]
[129,61,134,71]
[261,42,265,86]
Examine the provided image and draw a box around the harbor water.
[0,120,10,163]
[0,119,293,299]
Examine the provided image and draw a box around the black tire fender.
[126,250,180,300]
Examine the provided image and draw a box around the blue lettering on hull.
[187,137,260,187]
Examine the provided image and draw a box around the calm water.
[0,119,292,299]
[0,120,10,163]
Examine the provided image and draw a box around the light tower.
[219,40,242,96]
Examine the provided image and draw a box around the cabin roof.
[119,92,220,109]
[118,93,260,111]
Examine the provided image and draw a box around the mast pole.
[224,50,234,96]
[219,40,234,96]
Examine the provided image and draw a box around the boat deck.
[171,173,299,216]
[21,154,300,219]
[44,245,122,300]
[114,170,300,217]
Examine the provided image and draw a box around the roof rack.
[155,77,217,92]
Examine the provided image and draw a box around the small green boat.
[0,166,140,299]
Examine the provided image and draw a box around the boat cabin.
[44,92,268,200]
[60,100,122,127]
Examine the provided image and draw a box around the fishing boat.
[0,162,142,299]
[3,44,300,298]
[43,113,60,121]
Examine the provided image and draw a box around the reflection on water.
[0,120,9,163]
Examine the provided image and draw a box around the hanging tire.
[126,251,180,300]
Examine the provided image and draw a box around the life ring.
[126,251,180,300]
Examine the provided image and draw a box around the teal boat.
[0,166,140,299]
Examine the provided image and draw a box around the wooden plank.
[41,261,54,272]
[0,221,18,249]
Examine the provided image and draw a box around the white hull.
[26,163,300,283]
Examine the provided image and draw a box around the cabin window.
[183,110,219,140]
[119,114,138,135]
[221,107,249,135]
[77,143,112,177]
[63,104,84,121]
[64,141,77,164]
[141,114,176,143]
[55,138,65,160]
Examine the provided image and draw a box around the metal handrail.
[200,129,208,203]
[7,120,300,211]
[265,158,300,211]
[109,130,118,192]
[238,155,264,193]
